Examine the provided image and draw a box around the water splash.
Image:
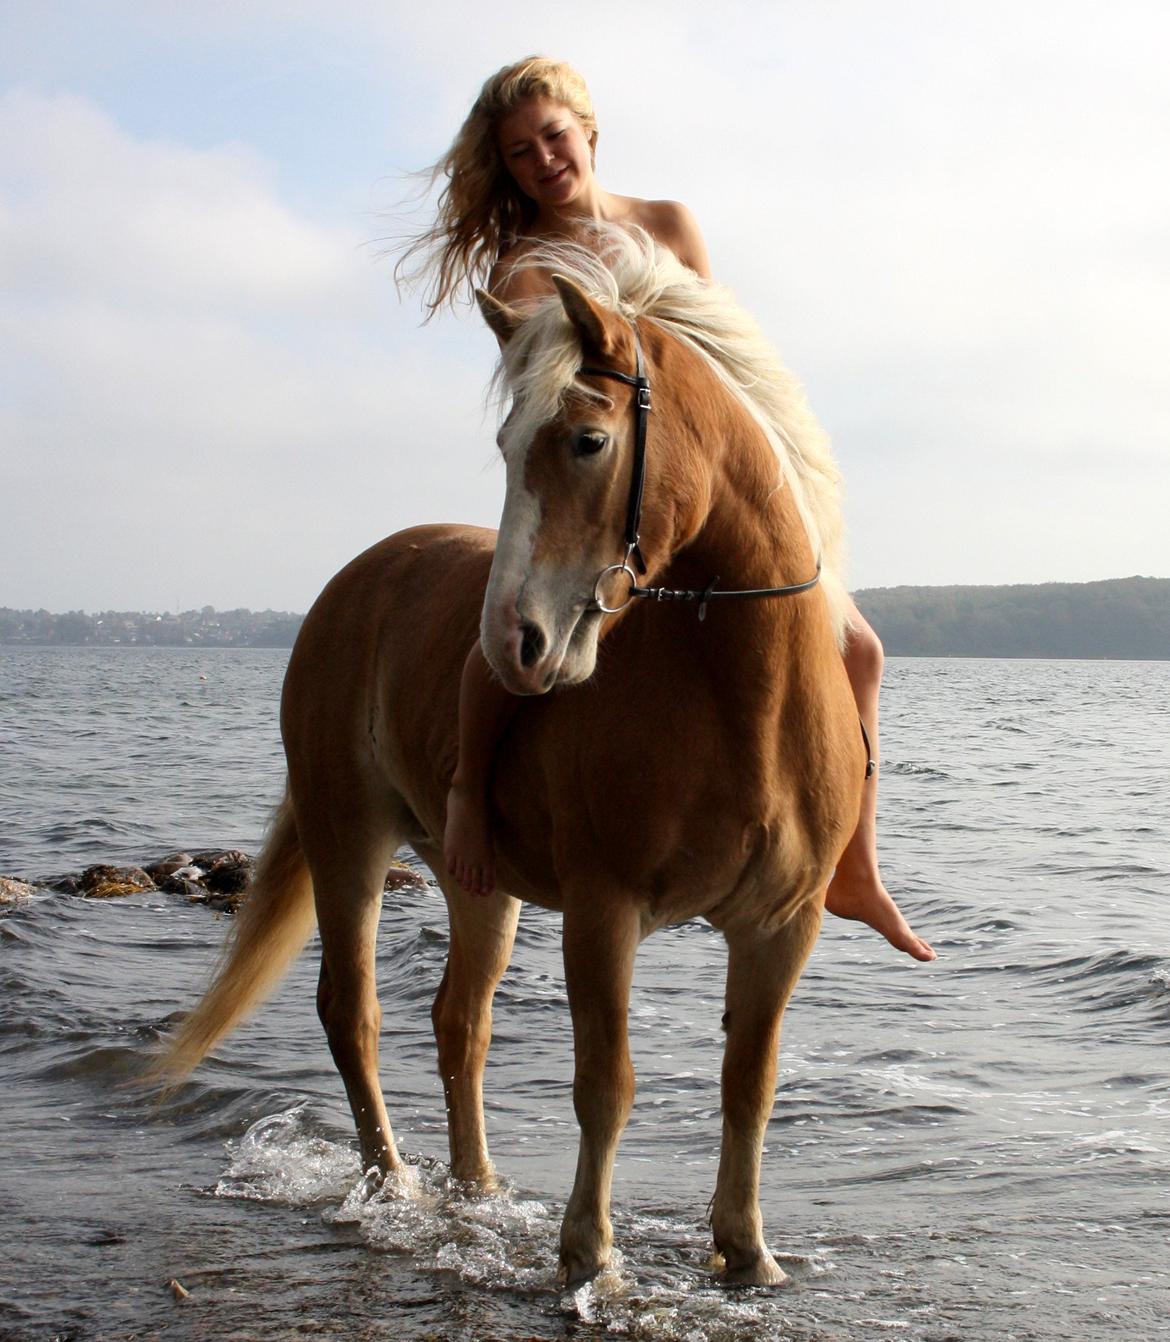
[215,1104,361,1203]
[210,1106,853,1340]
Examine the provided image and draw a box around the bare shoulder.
[488,242,556,307]
[627,198,712,279]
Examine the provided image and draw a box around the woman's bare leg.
[444,640,519,897]
[825,607,936,962]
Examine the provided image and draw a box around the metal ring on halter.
[592,562,640,614]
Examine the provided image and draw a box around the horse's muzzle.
[483,597,599,697]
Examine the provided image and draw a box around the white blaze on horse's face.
[481,384,633,696]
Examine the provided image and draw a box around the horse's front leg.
[559,896,643,1285]
[712,897,822,1285]
[425,854,520,1187]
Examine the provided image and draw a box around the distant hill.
[853,576,1169,659]
[2,576,1168,657]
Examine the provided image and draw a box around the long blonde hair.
[395,56,598,319]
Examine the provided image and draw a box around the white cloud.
[0,88,501,610]
[0,88,367,316]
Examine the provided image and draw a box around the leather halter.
[581,324,822,622]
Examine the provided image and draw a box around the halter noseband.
[580,324,822,622]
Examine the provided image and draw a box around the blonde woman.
[398,57,934,961]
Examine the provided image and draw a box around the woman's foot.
[825,867,936,961]
[444,782,495,897]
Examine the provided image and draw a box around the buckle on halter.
[637,384,652,412]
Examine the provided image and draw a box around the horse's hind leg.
[711,898,822,1285]
[418,846,520,1187]
[311,833,403,1178]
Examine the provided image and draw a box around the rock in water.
[384,860,426,891]
[0,876,36,907]
[203,859,255,896]
[144,853,195,881]
[46,874,83,894]
[190,849,250,871]
[182,850,256,911]
[157,874,208,899]
[79,865,157,899]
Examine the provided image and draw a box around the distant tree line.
[3,576,1167,657]
[853,576,1169,659]
[0,606,303,648]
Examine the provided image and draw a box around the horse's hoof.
[559,1251,607,1288]
[560,1260,602,1289]
[451,1164,501,1195]
[719,1250,788,1287]
[560,1209,612,1287]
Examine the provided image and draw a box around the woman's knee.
[845,618,884,683]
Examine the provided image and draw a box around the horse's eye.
[573,430,608,458]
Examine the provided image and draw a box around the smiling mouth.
[540,166,568,184]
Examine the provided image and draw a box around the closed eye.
[574,430,608,457]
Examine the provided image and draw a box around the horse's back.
[294,524,494,640]
[282,524,495,840]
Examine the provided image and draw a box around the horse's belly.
[648,806,843,934]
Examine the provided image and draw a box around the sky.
[2,0,1167,613]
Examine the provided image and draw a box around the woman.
[398,57,934,961]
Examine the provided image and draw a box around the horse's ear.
[476,289,522,344]
[551,275,615,357]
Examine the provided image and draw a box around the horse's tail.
[149,793,317,1084]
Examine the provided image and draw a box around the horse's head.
[477,277,696,696]
[474,226,848,693]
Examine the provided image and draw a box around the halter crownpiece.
[581,323,822,622]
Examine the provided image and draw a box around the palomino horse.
[157,229,865,1286]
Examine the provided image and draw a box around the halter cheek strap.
[581,324,821,621]
[581,332,650,577]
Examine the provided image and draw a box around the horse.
[155,227,865,1287]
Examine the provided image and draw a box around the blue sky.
[3,1,1167,611]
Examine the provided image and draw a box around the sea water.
[1,647,1167,1341]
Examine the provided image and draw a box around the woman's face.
[496,95,594,212]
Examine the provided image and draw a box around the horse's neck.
[643,376,830,721]
[679,397,818,597]
[646,330,813,584]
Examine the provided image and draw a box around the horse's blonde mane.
[494,225,849,642]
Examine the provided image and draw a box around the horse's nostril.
[519,621,546,668]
